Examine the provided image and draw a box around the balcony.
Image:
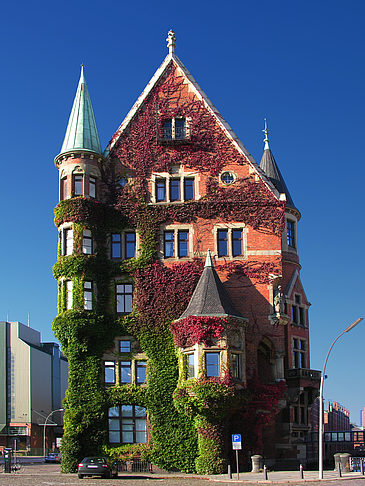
[285,368,321,382]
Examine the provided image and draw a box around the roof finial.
[263,118,270,150]
[205,249,214,267]
[80,64,85,84]
[166,30,176,54]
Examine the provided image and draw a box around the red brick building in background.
[53,31,320,471]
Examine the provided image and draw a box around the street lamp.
[43,408,64,458]
[318,317,363,479]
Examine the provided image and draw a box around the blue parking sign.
[232,434,242,450]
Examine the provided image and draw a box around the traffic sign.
[232,434,242,450]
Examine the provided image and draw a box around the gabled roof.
[178,250,242,320]
[59,66,101,156]
[105,44,282,202]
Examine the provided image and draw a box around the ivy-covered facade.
[53,31,320,473]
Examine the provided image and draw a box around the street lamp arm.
[43,408,64,458]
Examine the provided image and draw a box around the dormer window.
[163,118,186,140]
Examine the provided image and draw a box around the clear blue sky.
[1,1,364,423]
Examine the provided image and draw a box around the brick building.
[53,31,320,472]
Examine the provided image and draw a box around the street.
[1,464,365,486]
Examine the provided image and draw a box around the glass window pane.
[105,365,115,384]
[125,232,136,259]
[124,295,133,313]
[74,175,83,196]
[164,231,174,258]
[89,178,96,198]
[156,179,166,201]
[188,354,195,378]
[122,431,133,443]
[217,229,228,257]
[108,407,119,417]
[206,353,220,377]
[136,362,146,384]
[163,120,172,139]
[120,362,131,383]
[178,231,189,257]
[125,284,133,293]
[120,340,131,353]
[135,406,146,417]
[108,419,120,431]
[184,178,194,200]
[175,118,185,139]
[121,423,134,431]
[121,405,133,417]
[135,419,147,431]
[135,431,147,443]
[232,229,242,256]
[109,431,120,443]
[170,179,180,201]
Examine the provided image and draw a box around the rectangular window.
[89,177,96,198]
[74,174,83,196]
[125,232,136,259]
[104,361,116,384]
[164,231,174,258]
[84,281,92,310]
[120,361,132,384]
[116,284,133,314]
[163,120,172,139]
[187,354,195,379]
[178,230,189,257]
[287,220,296,248]
[108,405,147,444]
[66,280,73,310]
[293,338,307,369]
[61,177,68,200]
[183,178,194,201]
[205,352,220,377]
[156,179,166,202]
[170,179,180,201]
[119,340,131,353]
[111,234,122,259]
[232,229,243,257]
[175,118,186,139]
[232,353,241,379]
[292,295,305,326]
[64,229,73,256]
[82,230,93,254]
[217,229,228,257]
[136,361,147,384]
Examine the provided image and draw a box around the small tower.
[54,66,103,202]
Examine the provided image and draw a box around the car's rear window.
[85,458,105,464]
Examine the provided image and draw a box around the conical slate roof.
[178,251,242,320]
[60,66,101,155]
[260,147,296,210]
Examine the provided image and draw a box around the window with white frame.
[120,360,132,384]
[292,338,307,369]
[136,361,147,384]
[216,227,245,258]
[187,353,195,379]
[84,281,93,310]
[65,280,73,310]
[104,361,116,384]
[82,230,93,255]
[116,284,133,314]
[108,405,147,444]
[163,229,190,258]
[63,228,73,256]
[119,340,131,353]
[153,175,197,203]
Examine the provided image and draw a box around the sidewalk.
[206,470,365,483]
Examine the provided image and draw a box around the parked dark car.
[78,457,118,479]
[44,452,62,463]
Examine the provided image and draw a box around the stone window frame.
[159,224,194,260]
[151,166,200,204]
[109,230,139,260]
[292,337,307,369]
[213,223,248,260]
[283,215,298,254]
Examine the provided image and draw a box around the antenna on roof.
[263,118,270,150]
[167,30,176,54]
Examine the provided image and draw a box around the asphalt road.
[1,464,365,486]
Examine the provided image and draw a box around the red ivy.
[170,315,227,347]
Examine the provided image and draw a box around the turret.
[54,66,103,202]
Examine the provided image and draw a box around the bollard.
[361,459,364,475]
[264,464,268,480]
[299,464,304,479]
[227,464,232,479]
[337,461,342,477]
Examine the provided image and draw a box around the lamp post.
[43,408,64,458]
[318,318,363,479]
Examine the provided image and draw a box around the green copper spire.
[60,66,101,155]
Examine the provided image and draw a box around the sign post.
[232,434,242,480]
